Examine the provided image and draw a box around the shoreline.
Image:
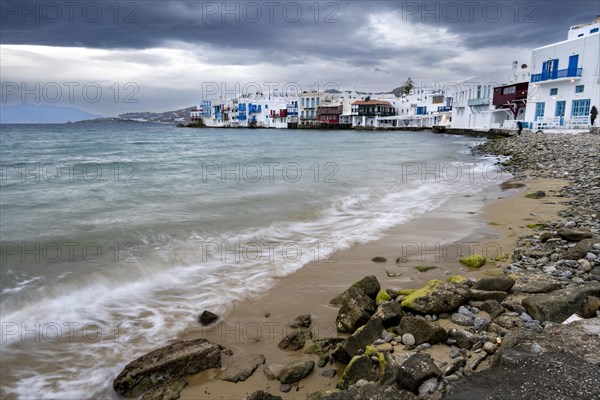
[177,174,568,399]
[112,131,600,400]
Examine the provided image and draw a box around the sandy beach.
[177,175,568,399]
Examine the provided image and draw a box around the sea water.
[0,123,505,398]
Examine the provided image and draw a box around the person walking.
[516,121,523,135]
[591,106,598,127]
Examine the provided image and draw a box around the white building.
[525,16,600,129]
[448,65,527,130]
[298,91,341,126]
[192,93,298,128]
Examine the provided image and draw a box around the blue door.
[551,59,559,79]
[568,55,579,76]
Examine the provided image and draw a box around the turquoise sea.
[0,123,505,398]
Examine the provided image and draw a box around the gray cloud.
[1,0,597,115]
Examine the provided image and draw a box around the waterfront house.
[448,66,521,130]
[490,62,530,129]
[317,105,343,126]
[298,91,344,126]
[524,16,600,129]
[286,100,298,128]
[351,99,396,127]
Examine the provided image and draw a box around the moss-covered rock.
[397,289,416,296]
[414,265,438,272]
[400,279,467,315]
[303,342,325,356]
[459,254,487,269]
[375,289,392,304]
[337,355,379,389]
[525,191,545,199]
[306,389,340,400]
[446,275,469,284]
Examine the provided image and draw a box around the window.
[550,88,558,95]
[591,28,599,34]
[301,98,305,107]
[572,99,590,116]
[575,85,584,93]
[502,86,516,95]
[555,101,566,117]
[316,98,320,106]
[535,102,545,120]
[578,33,584,37]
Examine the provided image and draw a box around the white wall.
[449,69,513,129]
[525,30,600,128]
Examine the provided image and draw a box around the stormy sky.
[1,0,598,115]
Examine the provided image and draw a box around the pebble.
[418,377,439,397]
[415,343,431,351]
[483,342,498,354]
[280,384,292,393]
[452,313,474,326]
[521,312,533,322]
[381,330,394,343]
[320,369,336,378]
[449,348,462,358]
[473,317,490,332]
[401,333,416,346]
[458,305,475,318]
[355,379,369,388]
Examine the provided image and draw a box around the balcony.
[248,104,262,113]
[467,98,491,107]
[531,68,582,83]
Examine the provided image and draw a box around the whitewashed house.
[525,16,600,129]
[448,67,519,130]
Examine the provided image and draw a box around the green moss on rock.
[400,279,442,309]
[375,289,392,304]
[459,254,487,269]
[446,275,468,284]
[397,289,416,295]
[414,265,438,272]
[304,342,325,356]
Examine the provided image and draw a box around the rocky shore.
[112,132,599,400]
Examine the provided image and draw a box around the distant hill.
[81,107,196,125]
[0,104,102,124]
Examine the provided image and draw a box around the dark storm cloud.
[1,0,597,64]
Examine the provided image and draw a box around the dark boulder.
[398,316,447,345]
[396,353,441,393]
[113,339,223,397]
[332,318,384,364]
[473,276,515,292]
[522,282,600,323]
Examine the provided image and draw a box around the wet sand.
[178,176,567,400]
